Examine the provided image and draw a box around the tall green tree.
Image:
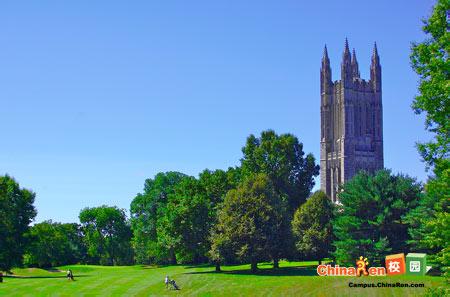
[240,130,318,265]
[130,172,188,264]
[408,0,450,273]
[198,168,242,269]
[157,176,210,264]
[24,221,85,267]
[208,227,233,272]
[406,167,449,271]
[420,169,449,271]
[0,175,37,272]
[333,170,422,266]
[241,130,319,212]
[410,0,449,171]
[131,169,239,265]
[199,168,242,266]
[199,167,241,209]
[292,191,333,264]
[212,174,286,272]
[79,205,133,265]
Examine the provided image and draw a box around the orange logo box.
[385,253,406,275]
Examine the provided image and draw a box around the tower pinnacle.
[373,42,379,58]
[322,45,329,61]
[341,38,352,84]
[370,42,381,91]
[343,38,351,61]
[321,44,332,94]
[352,48,357,62]
[371,42,380,66]
[351,48,360,78]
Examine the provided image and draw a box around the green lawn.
[0,261,445,296]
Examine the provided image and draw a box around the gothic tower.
[320,39,384,202]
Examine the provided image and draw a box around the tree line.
[0,129,447,274]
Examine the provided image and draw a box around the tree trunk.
[273,258,279,269]
[251,260,258,273]
[108,235,115,266]
[215,263,221,272]
[170,248,177,265]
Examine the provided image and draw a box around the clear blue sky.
[0,1,436,223]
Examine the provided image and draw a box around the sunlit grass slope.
[0,261,444,296]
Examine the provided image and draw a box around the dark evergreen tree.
[406,168,449,271]
[333,170,422,265]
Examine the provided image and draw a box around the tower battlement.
[320,40,384,202]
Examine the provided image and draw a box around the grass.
[0,261,446,296]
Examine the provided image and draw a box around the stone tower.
[320,39,384,202]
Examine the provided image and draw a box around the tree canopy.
[24,221,85,268]
[79,205,133,265]
[407,0,450,273]
[211,174,287,272]
[241,130,319,213]
[292,191,333,264]
[130,169,240,265]
[130,171,188,264]
[410,0,449,171]
[157,176,210,264]
[0,175,37,272]
[333,170,422,266]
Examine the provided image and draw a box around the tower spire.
[351,48,360,78]
[343,38,351,61]
[322,45,329,62]
[321,44,332,94]
[373,42,379,57]
[370,42,381,91]
[352,48,357,63]
[371,42,380,65]
[341,38,352,85]
[322,44,330,67]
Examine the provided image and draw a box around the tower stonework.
[320,40,384,202]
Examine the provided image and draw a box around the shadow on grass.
[141,263,214,269]
[43,268,63,273]
[142,264,181,269]
[5,274,91,279]
[184,263,262,269]
[183,263,214,269]
[185,266,317,277]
